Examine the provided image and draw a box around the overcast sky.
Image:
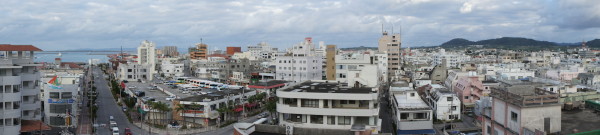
[1,0,599,51]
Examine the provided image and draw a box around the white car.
[112,127,119,135]
[166,96,178,101]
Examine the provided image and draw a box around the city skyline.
[1,0,599,51]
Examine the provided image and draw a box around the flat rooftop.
[394,93,429,109]
[126,82,171,106]
[280,81,373,94]
[561,109,600,134]
[179,88,250,102]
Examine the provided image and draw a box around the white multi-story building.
[248,42,278,60]
[335,53,385,88]
[0,45,43,135]
[432,49,471,68]
[173,88,256,127]
[389,82,435,134]
[275,38,323,82]
[117,63,152,82]
[423,84,461,121]
[41,74,80,127]
[277,80,381,134]
[160,60,184,78]
[137,40,157,80]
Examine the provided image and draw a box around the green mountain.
[439,37,588,51]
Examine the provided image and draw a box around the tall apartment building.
[378,31,401,81]
[275,38,323,82]
[136,40,157,81]
[162,46,179,57]
[325,45,337,80]
[226,47,242,56]
[277,80,381,134]
[190,43,208,59]
[0,45,43,135]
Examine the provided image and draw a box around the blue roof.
[397,129,436,135]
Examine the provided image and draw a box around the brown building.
[189,43,208,59]
[226,46,242,55]
[378,31,401,81]
[325,45,337,80]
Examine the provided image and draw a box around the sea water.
[34,52,117,63]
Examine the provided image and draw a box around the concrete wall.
[520,105,561,134]
[255,124,353,135]
[493,98,506,126]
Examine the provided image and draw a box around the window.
[451,106,457,111]
[511,112,518,121]
[449,114,458,120]
[127,69,132,72]
[327,116,336,125]
[410,93,415,97]
[447,97,453,101]
[414,113,427,119]
[49,92,60,99]
[464,96,469,99]
[340,100,347,104]
[349,100,356,104]
[301,99,318,108]
[61,92,72,99]
[487,126,491,134]
[310,115,323,124]
[338,116,351,125]
[49,104,68,113]
[400,113,409,120]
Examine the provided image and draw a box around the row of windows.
[49,92,72,99]
[278,67,317,70]
[278,60,319,64]
[286,114,371,125]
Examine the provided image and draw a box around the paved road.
[379,84,394,134]
[92,67,148,135]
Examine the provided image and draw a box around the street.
[92,67,147,135]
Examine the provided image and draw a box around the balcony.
[277,104,377,116]
[21,72,40,81]
[22,88,39,96]
[0,76,21,85]
[0,109,22,118]
[0,93,22,102]
[21,101,40,110]
[397,120,433,130]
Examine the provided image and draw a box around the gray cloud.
[0,0,598,50]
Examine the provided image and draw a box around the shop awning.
[233,107,244,112]
[245,103,258,108]
[397,129,436,135]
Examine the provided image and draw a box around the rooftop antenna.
[391,23,394,34]
[381,23,384,34]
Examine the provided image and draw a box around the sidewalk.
[77,71,92,135]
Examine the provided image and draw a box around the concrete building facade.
[0,45,43,135]
[378,31,401,81]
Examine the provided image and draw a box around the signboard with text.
[48,99,75,104]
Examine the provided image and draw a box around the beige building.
[325,45,337,80]
[190,43,208,60]
[378,31,401,81]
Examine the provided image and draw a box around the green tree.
[265,98,278,123]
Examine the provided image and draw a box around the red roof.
[55,58,61,60]
[60,62,83,69]
[0,45,43,51]
[248,83,285,89]
[20,120,51,132]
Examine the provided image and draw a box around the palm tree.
[175,104,187,127]
[157,102,171,126]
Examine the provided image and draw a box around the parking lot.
[125,82,171,106]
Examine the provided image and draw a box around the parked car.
[166,96,178,101]
[257,112,269,118]
[122,106,127,112]
[112,127,119,135]
[125,128,132,135]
